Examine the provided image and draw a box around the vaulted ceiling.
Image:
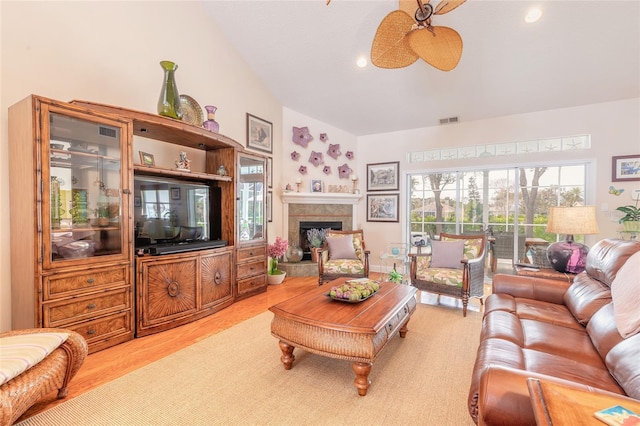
[203,1,640,136]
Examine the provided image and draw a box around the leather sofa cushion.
[584,239,640,287]
[563,274,612,326]
[587,303,624,362]
[606,333,640,399]
[485,293,581,330]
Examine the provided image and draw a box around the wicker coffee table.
[269,279,417,396]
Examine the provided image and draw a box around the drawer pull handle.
[87,329,96,335]
[387,323,393,331]
[214,271,222,285]
[87,278,95,284]
[87,303,96,309]
[249,251,254,256]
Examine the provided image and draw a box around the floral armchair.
[409,232,486,316]
[317,229,370,286]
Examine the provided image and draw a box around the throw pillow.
[611,251,640,338]
[327,235,358,260]
[430,240,464,269]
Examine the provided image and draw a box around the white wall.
[357,98,640,270]
[0,1,283,331]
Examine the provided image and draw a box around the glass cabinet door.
[43,105,129,266]
[237,153,266,243]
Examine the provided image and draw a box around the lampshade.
[546,206,600,274]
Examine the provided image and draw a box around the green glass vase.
[157,61,183,119]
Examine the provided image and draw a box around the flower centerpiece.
[267,237,289,284]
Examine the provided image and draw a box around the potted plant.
[388,268,404,284]
[616,198,640,232]
[306,228,328,262]
[267,237,289,285]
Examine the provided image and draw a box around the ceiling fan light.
[356,56,368,68]
[525,7,542,23]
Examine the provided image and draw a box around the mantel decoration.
[157,60,182,120]
[292,126,313,147]
[268,237,288,285]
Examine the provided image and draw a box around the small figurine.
[217,165,227,176]
[175,151,191,171]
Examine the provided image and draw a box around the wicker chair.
[317,229,370,286]
[409,232,486,317]
[489,232,526,272]
[0,328,88,425]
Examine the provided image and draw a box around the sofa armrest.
[475,365,629,426]
[492,273,570,304]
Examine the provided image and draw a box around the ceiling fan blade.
[407,26,463,71]
[371,10,419,69]
[434,0,466,15]
[399,0,429,19]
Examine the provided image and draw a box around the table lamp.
[546,206,599,274]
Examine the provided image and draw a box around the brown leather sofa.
[468,238,640,425]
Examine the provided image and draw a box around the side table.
[515,266,576,282]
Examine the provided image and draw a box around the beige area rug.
[17,303,481,426]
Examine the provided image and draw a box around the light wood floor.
[19,276,316,423]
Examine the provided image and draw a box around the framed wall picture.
[246,113,273,154]
[366,161,399,191]
[170,187,181,200]
[134,196,142,207]
[612,155,640,182]
[267,191,273,222]
[367,193,399,222]
[267,157,273,188]
[139,151,155,167]
[311,179,323,193]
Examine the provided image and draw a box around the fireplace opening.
[299,221,342,261]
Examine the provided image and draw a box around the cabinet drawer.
[237,245,266,262]
[43,287,130,327]
[237,259,266,280]
[68,310,132,350]
[44,266,128,300]
[237,274,267,295]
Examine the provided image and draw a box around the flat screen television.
[133,175,224,254]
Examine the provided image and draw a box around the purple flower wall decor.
[309,151,324,167]
[345,151,354,160]
[323,165,331,175]
[338,163,353,179]
[298,165,308,175]
[290,151,300,161]
[292,126,313,148]
[327,143,341,160]
[319,133,328,142]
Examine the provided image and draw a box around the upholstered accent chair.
[489,231,526,272]
[0,328,88,425]
[317,229,370,286]
[409,232,487,316]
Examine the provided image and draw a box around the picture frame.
[139,151,155,167]
[134,196,141,207]
[311,179,323,193]
[246,113,273,154]
[267,191,273,222]
[366,161,399,191]
[612,155,640,182]
[170,187,181,200]
[367,193,399,222]
[267,157,273,188]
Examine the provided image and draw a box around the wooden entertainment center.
[8,95,268,352]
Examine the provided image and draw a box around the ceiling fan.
[361,0,467,71]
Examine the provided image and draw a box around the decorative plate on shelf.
[179,95,204,126]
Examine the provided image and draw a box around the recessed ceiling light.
[525,7,542,23]
[356,56,367,68]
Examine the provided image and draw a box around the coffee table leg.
[352,362,372,396]
[399,318,411,338]
[278,340,295,370]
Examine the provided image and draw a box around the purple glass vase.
[203,105,219,132]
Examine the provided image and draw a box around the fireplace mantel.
[281,191,362,205]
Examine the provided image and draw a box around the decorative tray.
[326,279,380,303]
[179,94,204,126]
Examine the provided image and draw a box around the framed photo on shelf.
[612,155,640,182]
[139,151,155,167]
[267,157,273,188]
[267,191,273,222]
[367,193,399,222]
[170,188,181,200]
[246,113,273,154]
[366,161,399,191]
[311,179,323,193]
